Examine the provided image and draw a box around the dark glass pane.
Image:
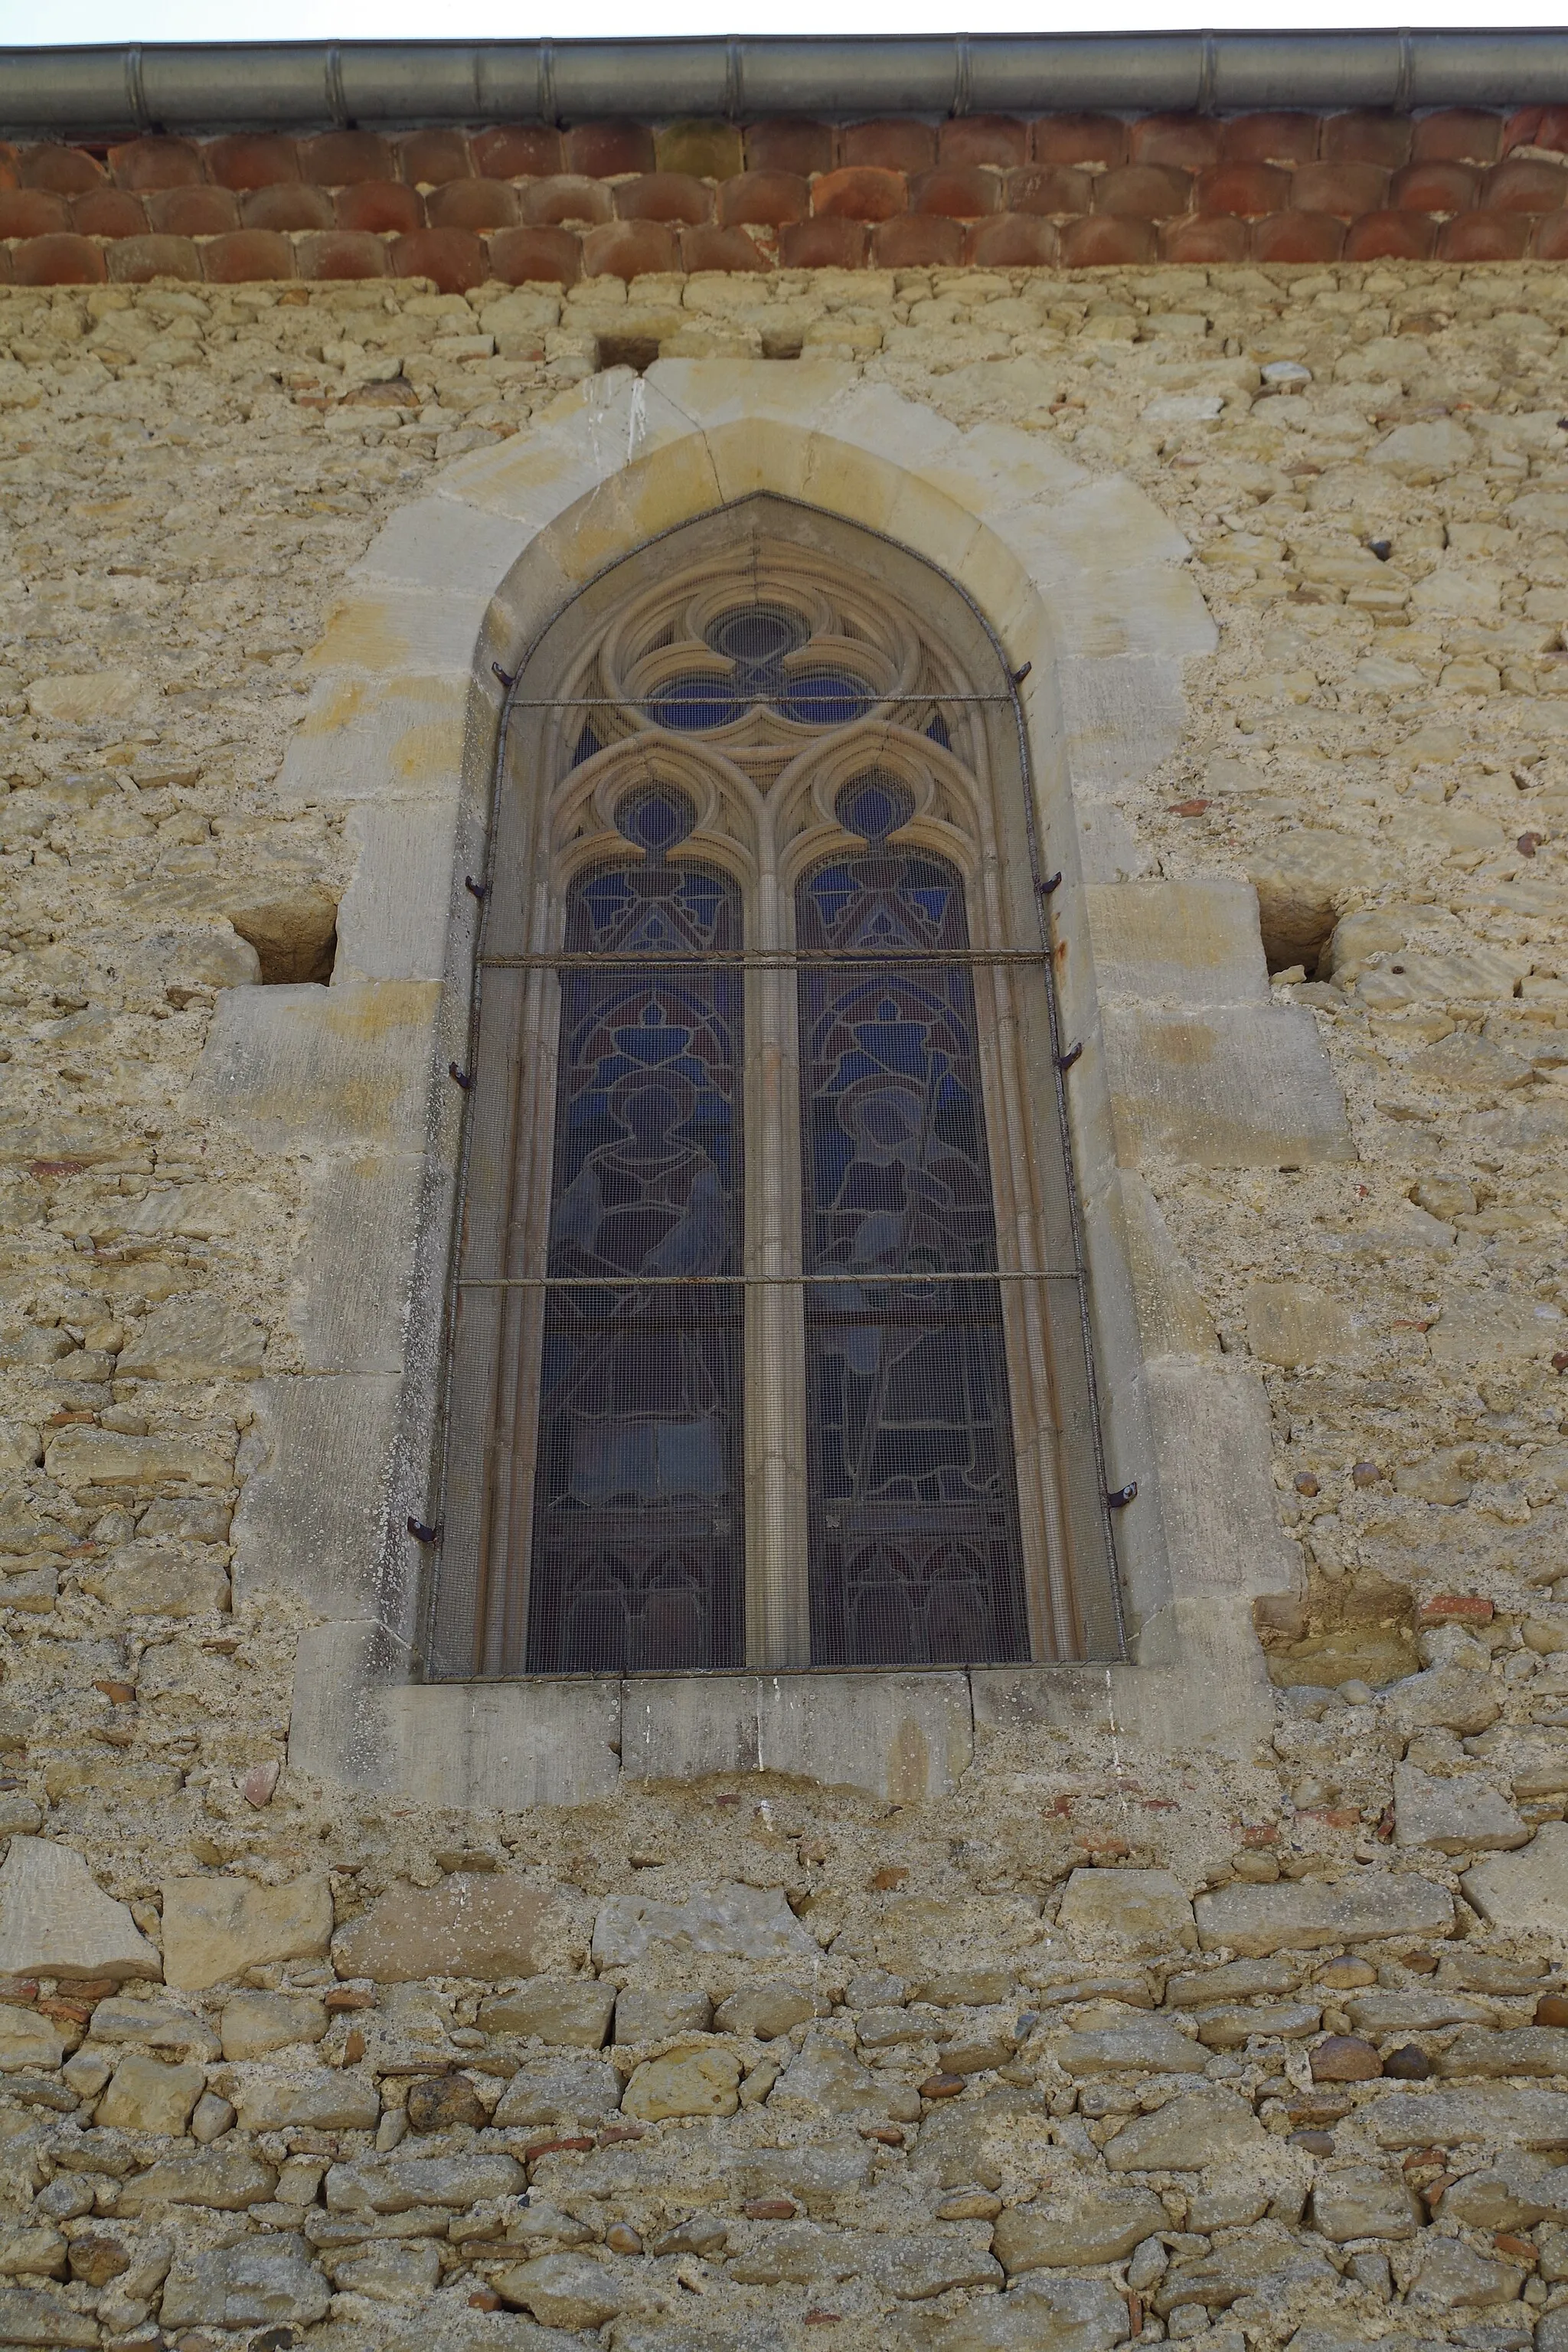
[526,850,744,1674]
[782,669,874,728]
[648,674,746,733]
[795,841,1029,1668]
[571,720,603,768]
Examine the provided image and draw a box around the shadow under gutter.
[3,30,1568,139]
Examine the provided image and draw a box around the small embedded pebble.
[743,2198,796,2220]
[937,2190,1003,2220]
[920,2073,966,2099]
[1381,2043,1431,2080]
[1289,2129,1335,2156]
[1537,1993,1568,2027]
[1294,1472,1321,1497]
[1315,1955,1377,1991]
[406,2073,488,2132]
[1311,2035,1382,2082]
[1351,1461,1381,1488]
[606,2224,643,2255]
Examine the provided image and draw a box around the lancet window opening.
[430,499,1119,1684]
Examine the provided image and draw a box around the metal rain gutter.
[2,31,1568,139]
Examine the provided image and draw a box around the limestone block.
[0,1423,40,1475]
[115,2145,277,2215]
[1440,2151,1568,2230]
[306,585,492,684]
[1394,1762,1529,1853]
[352,495,534,599]
[87,1998,220,2060]
[116,1292,266,1382]
[324,2151,524,2214]
[161,1873,332,1991]
[336,795,460,985]
[1194,2001,1321,2050]
[230,1374,399,1621]
[28,671,149,724]
[276,672,469,808]
[770,2040,922,2122]
[1406,2236,1524,2307]
[493,2252,622,2331]
[1100,1004,1352,1168]
[1057,1867,1196,1955]
[78,1543,230,1619]
[612,1988,711,2043]
[219,1994,328,2061]
[1308,2164,1423,2241]
[1244,1282,1359,1370]
[1166,1958,1299,2007]
[1194,1874,1453,1955]
[332,1872,559,1982]
[1367,416,1475,476]
[619,1670,972,1802]
[1439,2027,1568,2078]
[731,2138,874,2212]
[1132,1359,1301,1619]
[864,2228,1003,2299]
[1345,1989,1491,2034]
[1085,880,1269,1009]
[1054,2020,1207,2076]
[714,1982,827,2041]
[478,1979,615,2048]
[0,2004,63,2073]
[1243,833,1375,972]
[43,1428,234,1489]
[1383,1668,1504,1737]
[1464,1824,1568,1939]
[1466,1728,1568,1798]
[97,2053,205,2136]
[0,1838,160,1983]
[492,2054,623,2128]
[928,2274,1132,2352]
[1429,1295,1568,1367]
[325,2240,440,2302]
[119,1183,273,1243]
[994,2186,1168,2272]
[593,1883,818,1969]
[234,2075,380,2132]
[1155,2230,1337,2314]
[621,2047,740,2121]
[289,1153,423,1375]
[0,2227,66,2279]
[158,2233,330,2333]
[1373,2086,1568,2148]
[185,981,439,1155]
[1059,652,1188,799]
[0,2288,96,2347]
[722,2219,851,2285]
[370,1675,623,1808]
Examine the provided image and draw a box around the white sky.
[2,4,1560,51]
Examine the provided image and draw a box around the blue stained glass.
[526,833,744,1675]
[645,606,874,733]
[795,842,1028,1669]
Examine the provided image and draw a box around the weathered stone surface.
[1165,1958,1299,2007]
[1383,1667,1504,1736]
[1155,2227,1338,2313]
[1373,2087,1568,2148]
[0,2287,97,2347]
[1194,1873,1453,1955]
[920,2274,1132,2352]
[78,1540,231,1617]
[1308,2164,1423,2241]
[1103,2089,1270,2171]
[494,2252,622,2331]
[1056,1868,1196,1955]
[96,2053,206,2135]
[0,2227,66,2279]
[325,2151,525,2213]
[994,2184,1168,2271]
[325,2238,442,2301]
[43,1426,234,1488]
[592,1882,819,1968]
[724,2219,848,2285]
[235,2073,380,2132]
[116,1292,266,1380]
[866,2226,1002,2298]
[1394,1762,1529,1852]
[492,2053,624,2128]
[162,1872,332,1991]
[771,2038,924,2122]
[714,1981,826,2040]
[1054,2019,1206,2076]
[0,2005,64,2075]
[1465,1823,1568,1937]
[334,1872,557,1982]
[1437,2026,1568,2078]
[159,2233,330,2331]
[621,2046,740,2120]
[1468,1727,1568,1798]
[1405,2235,1525,2306]
[1439,2151,1568,2230]
[1192,1998,1321,2050]
[1344,1988,1490,2034]
[116,2145,278,2214]
[88,1996,220,2060]
[219,1991,328,2060]
[28,670,149,724]
[0,1838,160,1983]
[730,2138,874,2212]
[1245,1281,1359,1370]
[612,1986,711,2042]
[479,1978,615,2047]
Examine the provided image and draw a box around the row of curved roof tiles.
[5,104,1568,197]
[6,207,1568,292]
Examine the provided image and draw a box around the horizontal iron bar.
[458,1269,1082,1285]
[481,950,1050,968]
[504,694,1016,707]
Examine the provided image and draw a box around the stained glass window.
[648,603,874,733]
[525,784,745,1674]
[795,775,1031,1668]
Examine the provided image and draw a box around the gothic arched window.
[431,499,1118,1681]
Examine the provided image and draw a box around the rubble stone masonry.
[0,244,1566,2352]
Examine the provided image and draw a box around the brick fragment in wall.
[0,253,1565,2347]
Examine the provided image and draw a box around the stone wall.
[0,254,1565,2351]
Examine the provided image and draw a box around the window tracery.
[433,501,1116,1683]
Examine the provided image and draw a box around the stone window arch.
[430,496,1119,1680]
